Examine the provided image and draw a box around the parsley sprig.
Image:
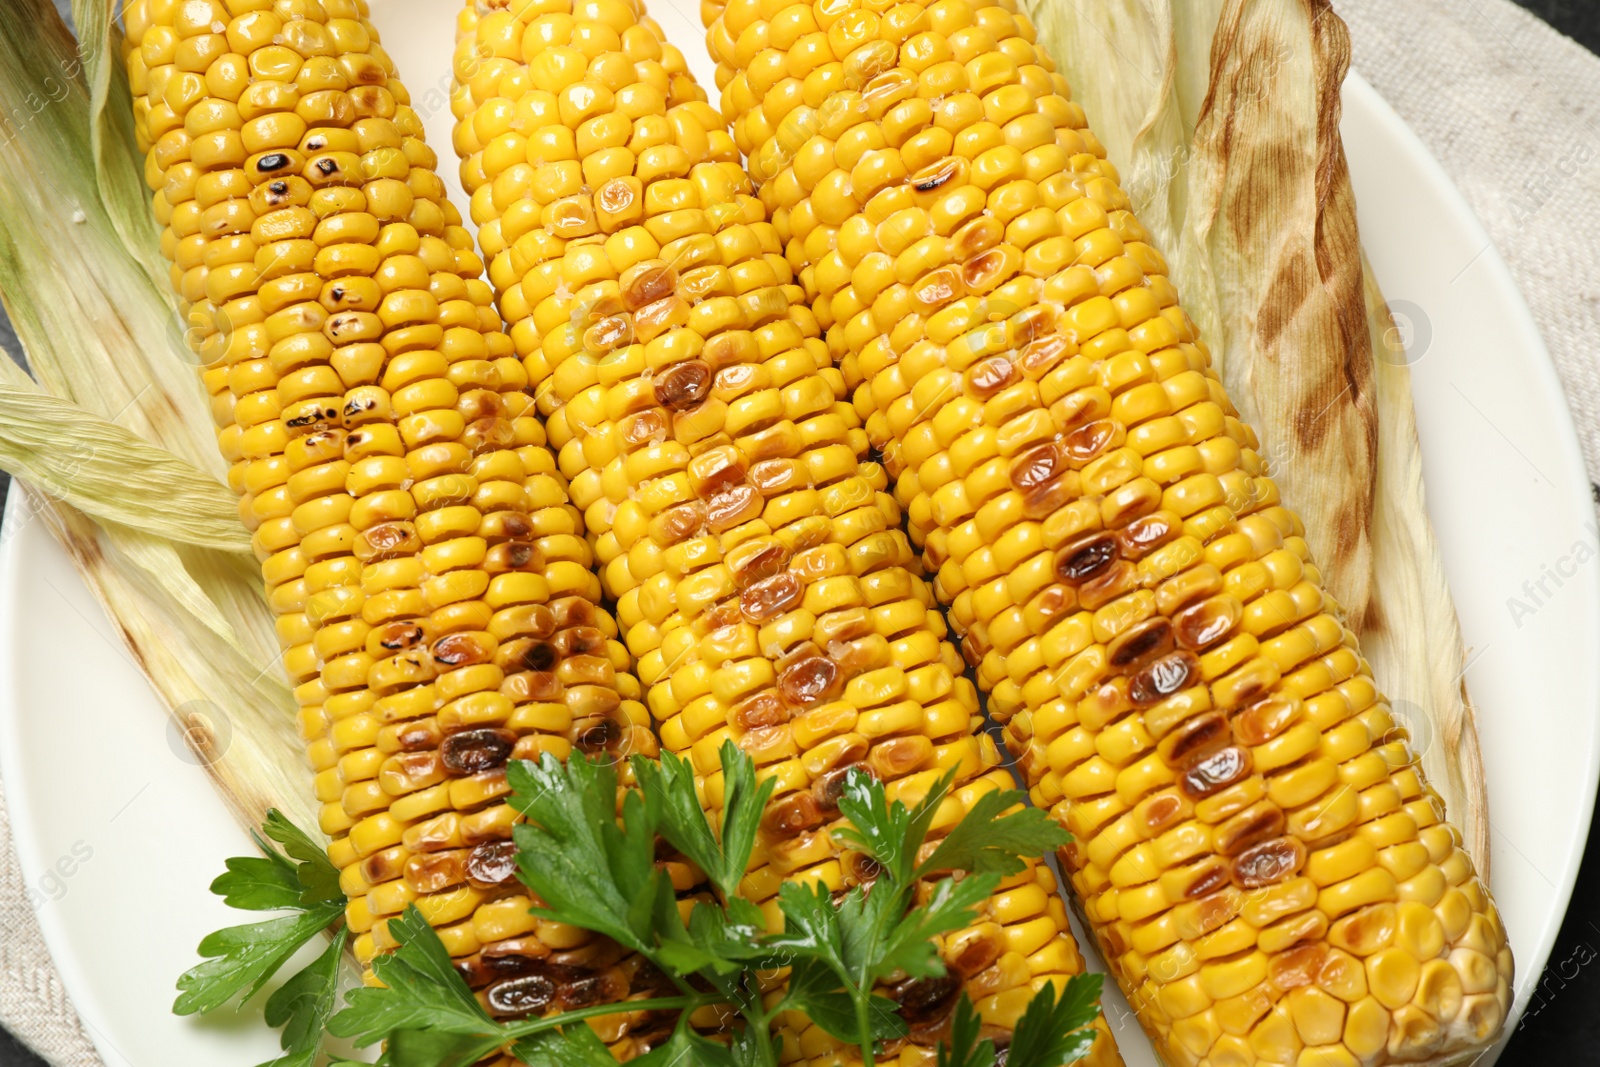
[178,745,1103,1067]
[504,742,1099,1067]
[506,748,783,1067]
[177,808,721,1067]
[174,811,347,1067]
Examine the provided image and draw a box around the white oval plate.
[2,1,1595,1061]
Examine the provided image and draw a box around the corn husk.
[1024,0,1488,867]
[0,0,312,833]
[1362,263,1489,873]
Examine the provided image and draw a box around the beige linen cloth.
[2,0,1598,1061]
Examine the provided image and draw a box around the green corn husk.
[1024,0,1489,866]
[0,0,312,834]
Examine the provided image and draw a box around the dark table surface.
[0,0,1596,1064]
[1508,8,1600,1034]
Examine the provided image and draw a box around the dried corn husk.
[1362,263,1489,870]
[1023,0,1487,866]
[0,0,312,833]
[0,374,248,553]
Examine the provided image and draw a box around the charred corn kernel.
[450,1,1111,1060]
[704,0,1512,1060]
[121,0,689,1045]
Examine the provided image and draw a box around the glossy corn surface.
[121,0,685,1053]
[701,0,1515,1062]
[449,1,1118,1061]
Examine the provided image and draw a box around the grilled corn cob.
[449,1,1118,1062]
[119,0,686,1053]
[701,0,1515,1062]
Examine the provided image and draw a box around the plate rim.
[1344,70,1600,1029]
[0,492,141,1065]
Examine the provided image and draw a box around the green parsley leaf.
[512,1022,617,1067]
[836,883,896,984]
[713,740,774,901]
[210,851,304,913]
[915,790,1069,881]
[518,1015,740,1067]
[174,905,343,1015]
[650,887,726,978]
[1003,974,1104,1067]
[783,957,855,1043]
[863,993,911,1044]
[783,958,907,1047]
[178,810,345,1016]
[773,884,909,1050]
[506,755,658,953]
[257,926,347,1067]
[833,767,955,886]
[729,1021,772,1067]
[257,1050,318,1067]
[872,872,999,980]
[686,899,768,971]
[262,809,344,906]
[767,880,846,974]
[935,996,995,1067]
[630,1019,739,1067]
[623,802,687,950]
[633,743,773,904]
[632,749,717,866]
[382,1028,503,1067]
[724,896,768,940]
[327,905,494,1046]
[783,988,860,1045]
